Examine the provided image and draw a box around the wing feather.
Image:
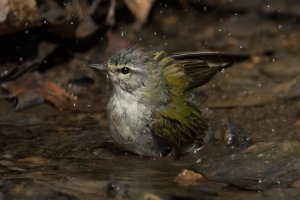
[149,51,247,150]
[153,51,248,90]
[150,102,207,148]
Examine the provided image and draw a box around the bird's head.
[91,47,162,94]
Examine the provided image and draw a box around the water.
[1,1,300,199]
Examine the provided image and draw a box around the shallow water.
[1,1,300,200]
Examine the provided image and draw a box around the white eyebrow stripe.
[120,65,144,73]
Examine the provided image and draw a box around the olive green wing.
[153,51,249,91]
[171,52,249,90]
[150,101,208,148]
[149,51,246,148]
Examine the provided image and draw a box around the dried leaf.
[0,0,9,22]
[0,60,40,82]
[41,0,100,39]
[124,0,154,26]
[0,0,40,35]
[174,169,207,186]
[1,72,73,110]
[105,0,116,26]
[76,18,98,38]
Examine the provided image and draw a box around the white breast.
[107,89,152,140]
[106,87,170,156]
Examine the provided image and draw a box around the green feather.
[150,52,207,148]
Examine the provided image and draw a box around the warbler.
[90,47,246,157]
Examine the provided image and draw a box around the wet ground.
[1,1,300,200]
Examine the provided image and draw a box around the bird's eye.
[120,67,130,74]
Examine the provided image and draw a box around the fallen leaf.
[76,18,98,38]
[0,0,40,36]
[40,0,100,39]
[291,180,300,188]
[0,59,43,83]
[174,169,207,186]
[0,42,59,83]
[124,0,154,28]
[0,0,9,22]
[105,0,116,26]
[142,193,163,200]
[1,72,73,110]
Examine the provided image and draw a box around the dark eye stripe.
[120,67,130,74]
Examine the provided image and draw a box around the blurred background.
[0,0,300,199]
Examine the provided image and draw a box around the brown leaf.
[0,0,40,36]
[41,0,100,39]
[75,18,98,38]
[0,0,9,22]
[291,180,300,188]
[105,0,116,26]
[174,169,207,186]
[1,72,73,110]
[124,0,154,26]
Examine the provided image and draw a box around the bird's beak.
[86,64,107,71]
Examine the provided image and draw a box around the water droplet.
[19,57,23,61]
[266,4,270,9]
[278,24,282,29]
[272,128,275,132]
[258,83,262,87]
[25,30,29,34]
[1,70,8,77]
[218,28,222,32]
[43,20,47,24]
[160,9,163,14]
[203,6,207,12]
[154,32,157,35]
[121,31,124,37]
[239,45,243,49]
[70,21,74,25]
[272,58,276,62]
